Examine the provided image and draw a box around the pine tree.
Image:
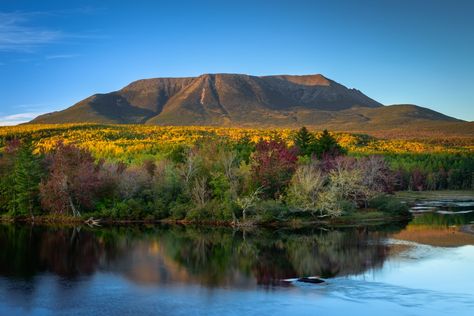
[0,139,20,213]
[313,129,346,159]
[293,126,316,157]
[9,139,43,218]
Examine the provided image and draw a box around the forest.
[0,124,472,224]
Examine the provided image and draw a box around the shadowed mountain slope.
[31,73,467,133]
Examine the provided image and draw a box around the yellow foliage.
[0,124,472,161]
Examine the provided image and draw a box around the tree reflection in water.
[0,222,408,288]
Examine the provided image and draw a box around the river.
[1,198,473,315]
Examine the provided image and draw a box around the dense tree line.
[0,127,471,222]
[384,153,474,191]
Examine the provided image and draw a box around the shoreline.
[2,190,472,228]
[0,212,411,228]
[395,190,474,201]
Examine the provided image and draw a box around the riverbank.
[396,190,474,236]
[0,208,411,228]
[4,190,473,228]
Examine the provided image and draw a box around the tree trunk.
[69,196,80,217]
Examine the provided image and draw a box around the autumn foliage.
[39,142,105,216]
[251,139,298,199]
[0,124,472,222]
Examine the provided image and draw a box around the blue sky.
[0,0,473,125]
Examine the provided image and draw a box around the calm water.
[1,199,474,316]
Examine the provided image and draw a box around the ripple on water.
[321,277,474,312]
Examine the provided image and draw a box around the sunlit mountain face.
[29,73,472,137]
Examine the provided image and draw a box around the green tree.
[8,139,44,217]
[293,126,316,157]
[313,129,346,159]
[0,144,17,214]
[234,136,255,164]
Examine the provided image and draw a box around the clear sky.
[0,0,473,125]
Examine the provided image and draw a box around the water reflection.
[2,207,474,316]
[0,223,409,287]
[397,199,474,247]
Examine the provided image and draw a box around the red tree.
[40,142,104,216]
[251,139,298,199]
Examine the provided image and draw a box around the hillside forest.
[0,124,472,223]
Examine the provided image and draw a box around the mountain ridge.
[30,73,465,132]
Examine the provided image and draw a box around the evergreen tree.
[293,126,316,157]
[0,139,20,214]
[293,128,346,159]
[9,139,44,217]
[313,129,347,159]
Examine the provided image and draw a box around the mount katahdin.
[30,73,467,132]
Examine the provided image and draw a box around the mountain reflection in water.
[0,224,408,287]
[1,207,474,316]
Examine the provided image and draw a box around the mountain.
[31,73,467,134]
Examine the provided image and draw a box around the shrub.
[369,195,410,216]
[185,199,234,222]
[170,202,189,220]
[254,200,289,223]
[338,199,356,214]
[186,205,212,222]
[357,155,394,194]
[327,162,364,202]
[317,190,350,217]
[108,199,150,219]
[286,164,325,213]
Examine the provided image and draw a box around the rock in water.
[297,277,326,284]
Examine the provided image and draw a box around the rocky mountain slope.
[31,73,464,132]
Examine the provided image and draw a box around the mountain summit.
[31,73,462,130]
